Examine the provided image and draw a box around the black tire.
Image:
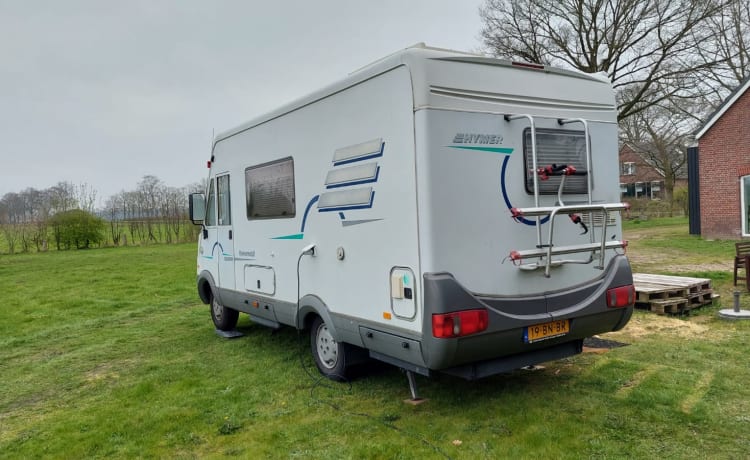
[310,316,348,381]
[210,295,239,331]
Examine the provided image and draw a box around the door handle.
[229,230,233,240]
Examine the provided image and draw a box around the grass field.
[2,222,750,458]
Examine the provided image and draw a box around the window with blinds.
[523,128,590,194]
[245,157,296,219]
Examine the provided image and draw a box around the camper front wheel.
[310,316,348,381]
[210,296,239,331]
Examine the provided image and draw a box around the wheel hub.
[212,299,223,321]
[315,323,338,369]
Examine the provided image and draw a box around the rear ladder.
[504,115,629,277]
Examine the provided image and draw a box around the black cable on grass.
[295,252,451,460]
[306,377,452,460]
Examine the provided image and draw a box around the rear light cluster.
[607,284,635,308]
[432,309,488,338]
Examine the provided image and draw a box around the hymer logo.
[452,133,504,144]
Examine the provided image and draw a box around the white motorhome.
[189,44,634,392]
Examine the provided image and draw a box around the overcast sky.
[0,1,484,204]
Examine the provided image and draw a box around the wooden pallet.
[632,274,711,294]
[688,290,714,306]
[643,298,690,315]
[633,273,714,315]
[634,282,690,302]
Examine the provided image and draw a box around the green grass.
[2,231,750,458]
[623,215,689,230]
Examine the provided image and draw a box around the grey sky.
[0,1,484,204]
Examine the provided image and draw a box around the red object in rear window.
[432,309,489,338]
[607,285,635,308]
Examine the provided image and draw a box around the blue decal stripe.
[333,152,382,166]
[300,195,320,233]
[319,191,375,213]
[272,233,304,240]
[325,166,380,189]
[332,142,385,166]
[448,145,514,154]
[501,155,549,226]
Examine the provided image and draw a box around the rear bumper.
[420,254,633,374]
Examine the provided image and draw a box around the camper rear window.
[245,157,296,219]
[523,128,589,194]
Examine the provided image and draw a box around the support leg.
[404,370,427,405]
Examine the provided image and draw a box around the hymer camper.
[189,45,634,394]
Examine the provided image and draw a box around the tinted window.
[217,174,231,226]
[205,179,216,226]
[245,157,296,219]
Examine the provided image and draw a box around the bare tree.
[137,175,164,242]
[693,0,750,106]
[619,98,693,203]
[104,193,124,246]
[160,186,185,244]
[480,0,726,121]
[1,175,200,250]
[0,192,24,254]
[75,183,98,213]
[48,181,78,214]
[16,188,49,252]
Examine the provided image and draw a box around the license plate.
[524,319,570,343]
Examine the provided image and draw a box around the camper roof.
[213,44,614,148]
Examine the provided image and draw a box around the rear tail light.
[432,309,489,338]
[607,285,635,308]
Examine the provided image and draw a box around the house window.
[621,183,635,197]
[622,162,636,176]
[245,157,296,219]
[651,181,662,200]
[635,182,644,198]
[523,128,589,194]
[742,176,750,236]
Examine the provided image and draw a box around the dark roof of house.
[695,74,750,140]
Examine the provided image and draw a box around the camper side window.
[217,174,231,226]
[205,179,217,226]
[245,157,296,219]
[523,128,590,194]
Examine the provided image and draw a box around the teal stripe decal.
[447,146,514,155]
[272,233,304,240]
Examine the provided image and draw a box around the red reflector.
[207,161,212,168]
[432,309,489,338]
[607,285,635,308]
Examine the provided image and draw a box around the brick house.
[618,144,686,200]
[619,144,665,199]
[695,76,750,239]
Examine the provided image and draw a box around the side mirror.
[189,193,206,225]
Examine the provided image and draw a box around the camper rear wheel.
[210,295,239,331]
[310,316,348,381]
